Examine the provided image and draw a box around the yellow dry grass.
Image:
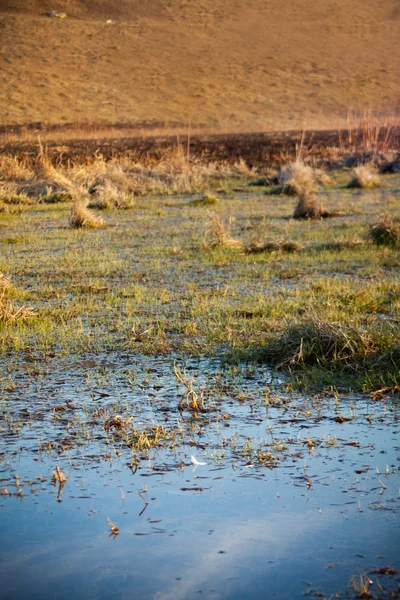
[69,201,106,229]
[202,215,243,249]
[348,165,381,189]
[0,1,399,132]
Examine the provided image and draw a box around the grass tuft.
[0,275,36,326]
[348,165,381,189]
[246,239,303,254]
[250,318,399,391]
[293,191,339,219]
[42,191,73,204]
[189,193,219,207]
[202,215,243,249]
[278,161,317,196]
[88,181,135,210]
[266,320,377,368]
[0,187,34,205]
[369,214,400,247]
[293,192,323,219]
[0,273,12,293]
[69,201,106,229]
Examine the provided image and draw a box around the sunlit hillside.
[0,0,399,131]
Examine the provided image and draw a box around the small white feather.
[191,455,206,466]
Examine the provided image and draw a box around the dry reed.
[69,201,106,229]
[202,215,243,249]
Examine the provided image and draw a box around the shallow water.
[1,355,399,599]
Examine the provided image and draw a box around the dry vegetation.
[69,200,106,229]
[0,149,249,204]
[292,192,324,220]
[1,1,399,132]
[348,165,381,189]
[0,274,35,326]
[278,161,317,196]
[369,214,400,247]
[202,215,243,249]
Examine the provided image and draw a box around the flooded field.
[1,356,399,599]
[1,150,400,597]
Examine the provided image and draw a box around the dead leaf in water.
[334,414,352,423]
[107,518,119,538]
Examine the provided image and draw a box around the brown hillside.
[0,0,399,132]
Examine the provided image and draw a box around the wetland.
[0,145,399,598]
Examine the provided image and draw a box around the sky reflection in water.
[0,356,399,599]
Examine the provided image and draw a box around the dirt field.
[1,126,399,170]
[1,0,399,131]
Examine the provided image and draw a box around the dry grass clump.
[0,274,36,326]
[231,158,255,176]
[317,239,364,251]
[69,200,106,229]
[78,157,145,196]
[0,273,12,293]
[0,297,36,325]
[0,155,34,182]
[293,191,339,220]
[369,214,400,247]
[42,191,73,204]
[32,161,106,228]
[293,192,323,219]
[246,239,303,254]
[202,215,243,249]
[348,165,381,189]
[76,149,216,197]
[314,168,332,186]
[267,319,378,369]
[278,161,317,196]
[0,185,34,205]
[87,181,135,210]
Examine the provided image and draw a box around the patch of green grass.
[237,318,399,391]
[189,193,219,206]
[1,168,399,391]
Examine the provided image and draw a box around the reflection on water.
[0,355,399,599]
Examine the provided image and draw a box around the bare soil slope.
[0,0,399,131]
